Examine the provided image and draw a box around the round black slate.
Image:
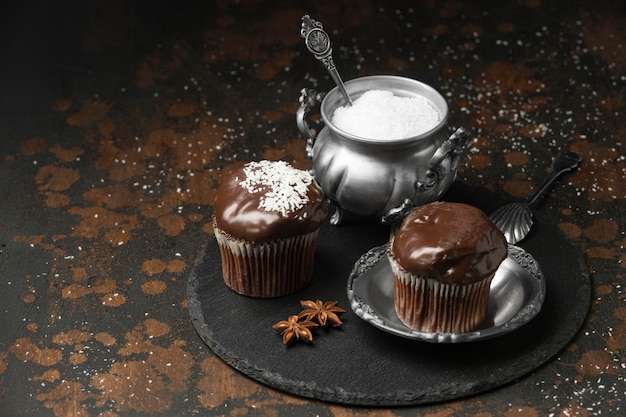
[187,185,591,406]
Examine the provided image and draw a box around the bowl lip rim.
[320,75,450,144]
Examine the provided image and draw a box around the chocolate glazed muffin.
[212,160,328,298]
[387,202,508,333]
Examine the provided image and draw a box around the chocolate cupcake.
[213,160,328,298]
[387,202,508,333]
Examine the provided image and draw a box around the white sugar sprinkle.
[332,89,440,140]
[239,160,313,217]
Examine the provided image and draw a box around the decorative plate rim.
[346,244,546,343]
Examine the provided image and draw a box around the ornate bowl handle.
[419,127,470,190]
[382,127,470,226]
[296,88,326,158]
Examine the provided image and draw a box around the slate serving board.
[187,185,591,406]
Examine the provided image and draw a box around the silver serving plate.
[347,245,546,343]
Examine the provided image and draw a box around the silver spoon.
[301,15,352,106]
[489,151,581,244]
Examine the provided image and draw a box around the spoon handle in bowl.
[301,15,352,106]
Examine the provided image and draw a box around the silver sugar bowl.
[297,75,469,226]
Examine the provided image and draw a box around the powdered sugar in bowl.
[297,75,470,225]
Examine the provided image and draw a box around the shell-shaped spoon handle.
[301,15,352,106]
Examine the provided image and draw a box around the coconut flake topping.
[238,160,313,217]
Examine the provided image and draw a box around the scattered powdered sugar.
[331,89,441,140]
[239,160,313,217]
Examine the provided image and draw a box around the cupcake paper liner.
[389,255,493,333]
[214,226,319,298]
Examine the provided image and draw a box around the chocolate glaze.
[390,202,507,285]
[213,162,328,242]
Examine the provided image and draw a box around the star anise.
[298,299,346,327]
[272,315,319,345]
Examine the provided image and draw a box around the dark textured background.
[1,0,625,416]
